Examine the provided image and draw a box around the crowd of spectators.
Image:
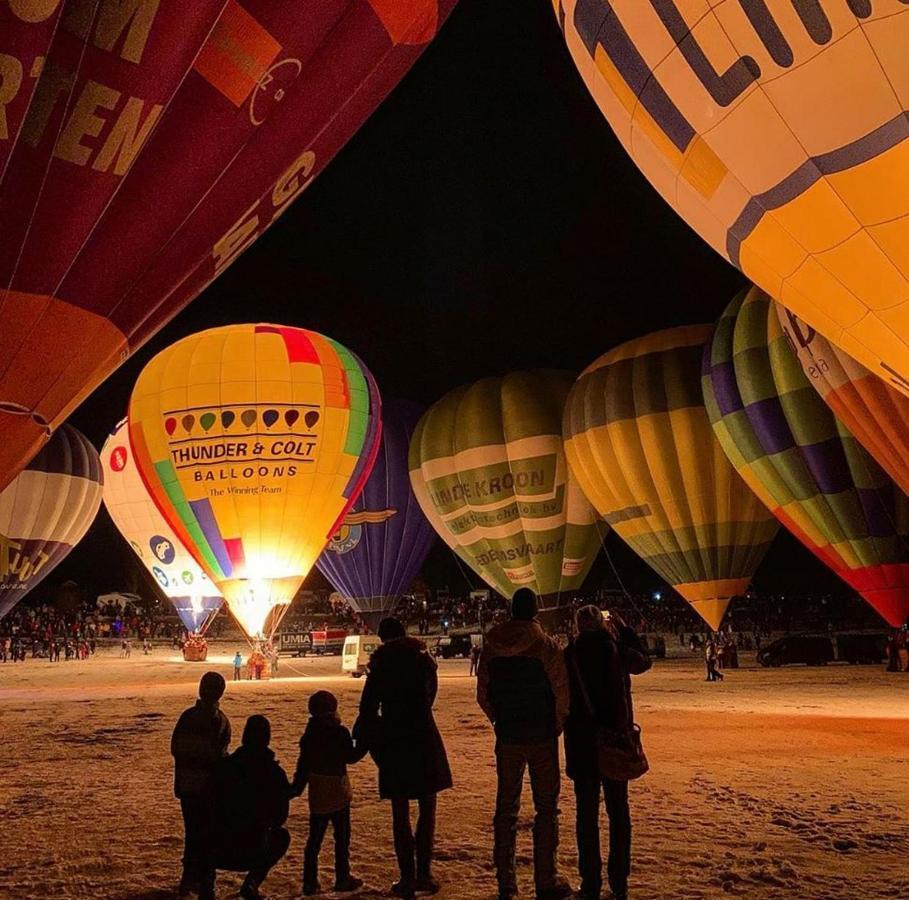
[0,596,203,661]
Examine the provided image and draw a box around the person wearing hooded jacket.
[354,617,452,898]
[171,671,231,898]
[476,588,572,900]
[564,605,651,900]
[208,715,291,900]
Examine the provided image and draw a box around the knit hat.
[378,617,406,642]
[308,690,338,716]
[199,671,226,702]
[511,588,538,621]
[575,604,605,633]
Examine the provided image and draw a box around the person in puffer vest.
[291,690,367,895]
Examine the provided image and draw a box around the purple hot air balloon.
[317,399,435,630]
[0,425,103,619]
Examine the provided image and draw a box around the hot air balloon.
[409,371,601,615]
[703,287,909,628]
[317,399,435,630]
[127,324,381,641]
[563,326,778,630]
[101,418,223,635]
[775,301,909,500]
[0,0,455,490]
[556,1,909,396]
[0,424,102,619]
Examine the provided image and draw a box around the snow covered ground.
[0,649,906,899]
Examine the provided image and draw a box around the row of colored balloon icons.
[163,408,321,436]
[3,288,909,637]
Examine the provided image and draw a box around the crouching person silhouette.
[208,715,291,900]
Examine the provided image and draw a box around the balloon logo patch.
[109,446,128,472]
[150,536,175,565]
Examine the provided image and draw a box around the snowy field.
[0,649,907,899]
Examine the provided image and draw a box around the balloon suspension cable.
[596,527,653,631]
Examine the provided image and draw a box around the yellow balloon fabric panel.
[556,0,909,395]
[563,325,778,629]
[409,370,602,608]
[128,324,381,639]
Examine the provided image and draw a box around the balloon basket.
[183,638,209,662]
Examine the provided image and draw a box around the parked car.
[757,634,834,667]
[835,632,887,665]
[434,633,473,659]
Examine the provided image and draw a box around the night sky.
[53,0,845,605]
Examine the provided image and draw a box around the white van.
[342,634,380,677]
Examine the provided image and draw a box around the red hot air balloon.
[0,0,456,490]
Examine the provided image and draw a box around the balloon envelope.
[557,1,909,395]
[703,287,909,627]
[564,326,778,630]
[127,324,382,640]
[317,399,435,628]
[0,0,455,491]
[776,302,909,501]
[0,424,102,618]
[101,419,222,634]
[409,371,601,609]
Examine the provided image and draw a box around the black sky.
[54,0,846,603]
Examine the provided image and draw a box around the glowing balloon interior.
[0,424,102,619]
[0,0,455,493]
[409,370,602,608]
[101,419,223,634]
[128,324,381,640]
[557,0,909,396]
[564,326,778,630]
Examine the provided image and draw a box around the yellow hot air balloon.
[409,371,602,613]
[563,326,779,630]
[556,1,909,395]
[128,325,381,640]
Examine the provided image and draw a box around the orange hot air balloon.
[0,0,456,490]
[556,1,909,397]
[775,301,909,500]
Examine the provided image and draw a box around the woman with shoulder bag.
[564,605,652,900]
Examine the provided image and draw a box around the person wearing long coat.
[354,617,452,898]
[564,605,651,900]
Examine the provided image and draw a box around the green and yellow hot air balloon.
[703,287,909,628]
[408,371,601,613]
[564,326,778,630]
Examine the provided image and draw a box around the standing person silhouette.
[477,588,572,900]
[171,672,231,899]
[355,617,452,898]
[564,605,651,900]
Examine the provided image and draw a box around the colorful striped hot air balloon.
[0,424,102,619]
[775,300,909,500]
[703,287,909,628]
[102,419,222,635]
[0,0,455,491]
[127,324,381,641]
[556,0,909,398]
[409,371,601,613]
[317,399,435,630]
[564,326,778,630]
